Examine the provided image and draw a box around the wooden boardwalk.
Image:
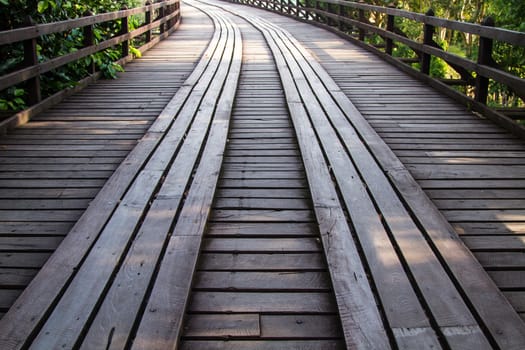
[0,0,524,349]
[0,4,213,319]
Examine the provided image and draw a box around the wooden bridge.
[0,0,525,348]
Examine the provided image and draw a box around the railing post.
[475,16,495,104]
[120,6,129,58]
[145,1,152,43]
[338,4,345,32]
[83,11,96,74]
[23,16,41,105]
[385,4,395,55]
[157,0,165,34]
[315,0,321,23]
[287,0,291,15]
[421,8,434,75]
[358,1,366,41]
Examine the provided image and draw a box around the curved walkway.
[0,1,524,349]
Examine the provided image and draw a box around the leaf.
[14,88,25,97]
[37,0,49,13]
[13,98,25,105]
[0,0,9,5]
[130,46,142,58]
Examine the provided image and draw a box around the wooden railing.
[230,0,525,136]
[0,0,180,130]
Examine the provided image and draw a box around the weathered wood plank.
[198,253,326,271]
[260,315,342,338]
[206,222,316,236]
[193,271,331,291]
[188,291,338,313]
[131,7,242,349]
[0,5,216,347]
[246,13,392,348]
[180,340,345,349]
[183,314,261,338]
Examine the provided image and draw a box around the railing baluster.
[145,1,152,43]
[23,16,41,105]
[83,11,96,74]
[475,16,495,104]
[315,0,321,23]
[385,5,395,55]
[421,8,435,75]
[358,1,366,41]
[158,0,165,34]
[338,4,345,32]
[120,6,129,58]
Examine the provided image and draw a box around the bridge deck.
[0,0,524,349]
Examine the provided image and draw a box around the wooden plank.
[0,237,63,251]
[244,13,392,348]
[131,8,242,349]
[248,11,445,349]
[217,188,308,198]
[0,290,21,311]
[183,314,261,338]
[433,199,525,210]
[193,271,331,291]
[0,222,72,235]
[202,238,321,253]
[453,222,525,235]
[188,292,337,313]
[444,209,525,222]
[488,271,525,289]
[475,252,525,268]
[0,5,217,348]
[211,209,314,222]
[198,253,326,271]
[0,268,38,288]
[463,236,525,251]
[180,340,345,350]
[29,170,163,349]
[261,7,525,347]
[0,252,51,268]
[206,222,316,236]
[260,315,342,338]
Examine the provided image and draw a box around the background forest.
[367,0,525,108]
[0,0,524,111]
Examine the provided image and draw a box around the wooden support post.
[338,4,345,32]
[145,1,152,42]
[327,3,335,26]
[157,0,165,34]
[23,16,41,106]
[315,0,321,23]
[385,4,395,55]
[120,6,129,58]
[287,0,291,15]
[301,0,306,19]
[421,8,434,75]
[82,11,96,74]
[475,16,495,104]
[358,1,366,41]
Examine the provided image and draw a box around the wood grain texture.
[0,4,214,349]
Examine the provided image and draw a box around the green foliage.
[0,87,26,111]
[363,0,524,107]
[0,0,142,111]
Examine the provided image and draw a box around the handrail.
[0,0,178,45]
[0,0,180,112]
[230,0,525,137]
